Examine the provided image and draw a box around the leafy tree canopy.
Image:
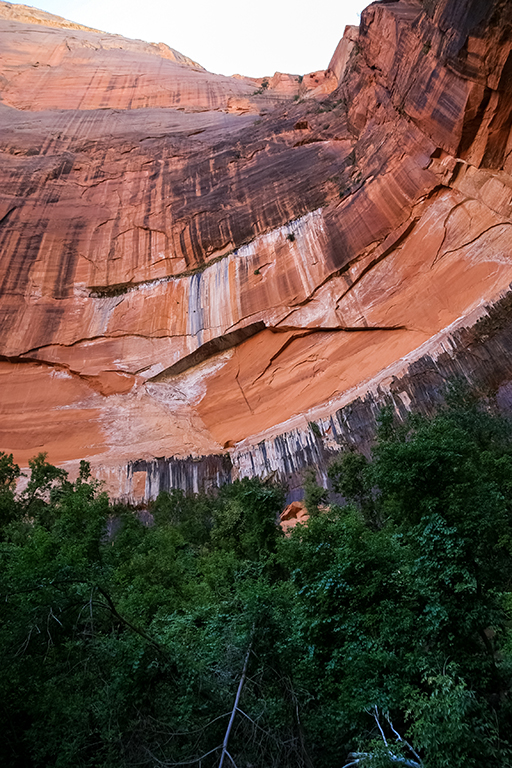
[1,391,512,767]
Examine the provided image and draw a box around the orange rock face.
[1,0,512,499]
[280,501,309,534]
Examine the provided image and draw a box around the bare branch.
[383,713,423,766]
[373,705,388,746]
[218,638,252,768]
[144,711,231,737]
[343,752,422,768]
[49,607,63,627]
[94,590,164,653]
[235,707,274,738]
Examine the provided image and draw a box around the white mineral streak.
[94,208,330,379]
[146,462,204,499]
[233,427,323,480]
[184,207,328,341]
[98,464,136,500]
[95,283,512,503]
[146,350,234,406]
[85,209,329,382]
[93,295,125,335]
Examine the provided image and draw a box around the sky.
[28,0,369,78]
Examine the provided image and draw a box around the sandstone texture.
[1,0,512,500]
[280,501,309,534]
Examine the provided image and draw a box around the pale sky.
[28,0,369,78]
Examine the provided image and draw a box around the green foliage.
[0,452,21,490]
[211,477,285,559]
[323,395,512,766]
[3,393,512,767]
[22,452,68,525]
[328,450,377,525]
[308,420,321,437]
[0,452,22,533]
[302,467,328,517]
[253,78,269,95]
[151,487,212,546]
[407,673,505,768]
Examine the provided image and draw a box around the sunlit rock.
[1,0,512,499]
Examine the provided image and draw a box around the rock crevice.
[1,0,512,498]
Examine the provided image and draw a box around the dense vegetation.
[2,391,512,767]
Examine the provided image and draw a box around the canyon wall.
[1,0,512,500]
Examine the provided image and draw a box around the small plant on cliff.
[253,78,269,96]
[308,420,321,438]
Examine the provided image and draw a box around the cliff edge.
[1,0,512,499]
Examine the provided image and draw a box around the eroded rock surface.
[1,0,512,499]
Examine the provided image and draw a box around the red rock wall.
[1,0,512,498]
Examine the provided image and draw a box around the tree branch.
[384,712,423,765]
[218,638,253,768]
[95,589,164,653]
[373,705,388,746]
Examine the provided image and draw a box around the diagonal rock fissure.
[17,332,191,359]
[430,197,471,267]
[335,216,420,307]
[235,364,254,414]
[0,352,122,389]
[433,220,512,267]
[251,324,408,386]
[250,331,313,386]
[148,322,266,381]
[0,206,17,227]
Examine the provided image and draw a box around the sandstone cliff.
[1,0,512,500]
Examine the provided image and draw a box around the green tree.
[0,452,21,533]
[325,395,512,766]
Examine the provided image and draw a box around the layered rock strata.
[1,0,512,500]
